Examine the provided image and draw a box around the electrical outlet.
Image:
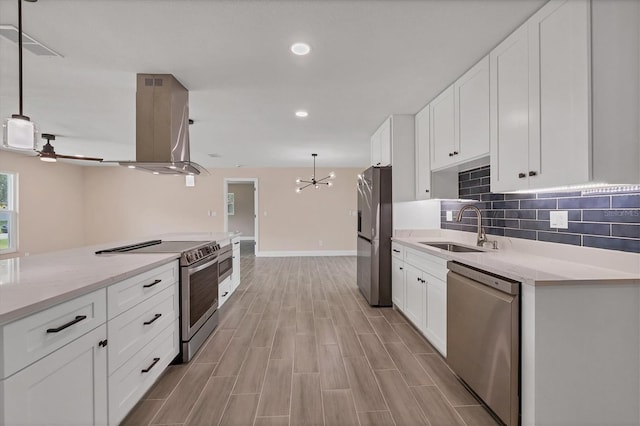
[550,210,568,229]
[446,211,453,221]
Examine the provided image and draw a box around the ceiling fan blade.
[54,153,104,162]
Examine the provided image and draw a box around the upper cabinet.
[491,0,640,192]
[370,115,415,202]
[430,58,490,172]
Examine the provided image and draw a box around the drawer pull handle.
[141,357,160,373]
[529,171,537,177]
[143,313,162,325]
[518,172,526,179]
[98,339,108,348]
[222,291,229,297]
[143,279,162,289]
[425,189,430,193]
[399,267,403,270]
[46,315,87,333]
[392,249,400,253]
[234,242,240,245]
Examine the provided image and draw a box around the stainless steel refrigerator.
[357,166,393,306]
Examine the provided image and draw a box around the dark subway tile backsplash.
[442,165,640,254]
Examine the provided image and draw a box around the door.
[430,85,455,170]
[356,236,373,303]
[455,56,490,162]
[529,0,590,189]
[490,24,531,192]
[357,167,373,240]
[391,258,406,311]
[2,324,108,426]
[414,105,431,200]
[403,264,424,330]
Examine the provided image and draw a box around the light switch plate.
[550,210,568,229]
[446,211,453,221]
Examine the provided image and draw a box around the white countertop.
[0,232,241,325]
[392,234,640,286]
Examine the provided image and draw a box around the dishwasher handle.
[447,261,519,295]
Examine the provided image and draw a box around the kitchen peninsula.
[0,232,240,426]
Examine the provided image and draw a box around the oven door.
[181,255,218,341]
[218,245,233,283]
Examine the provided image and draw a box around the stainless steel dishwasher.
[446,261,520,426]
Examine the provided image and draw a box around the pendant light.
[295,153,335,193]
[2,0,38,151]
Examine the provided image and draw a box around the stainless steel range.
[96,239,223,362]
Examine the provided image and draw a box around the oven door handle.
[187,257,218,274]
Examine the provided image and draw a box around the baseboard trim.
[256,250,357,257]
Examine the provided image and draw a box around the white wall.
[83,166,362,254]
[0,150,85,258]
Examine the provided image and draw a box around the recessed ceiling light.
[291,42,311,56]
[295,110,309,118]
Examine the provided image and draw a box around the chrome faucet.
[455,205,497,249]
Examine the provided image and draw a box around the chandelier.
[295,153,335,193]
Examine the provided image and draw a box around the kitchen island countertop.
[0,231,241,325]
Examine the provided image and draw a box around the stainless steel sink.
[419,242,484,253]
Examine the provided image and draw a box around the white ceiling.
[0,0,545,168]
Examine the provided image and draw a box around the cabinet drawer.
[391,243,405,259]
[109,320,179,426]
[107,261,178,319]
[405,248,448,281]
[219,277,231,307]
[1,289,106,379]
[108,284,178,375]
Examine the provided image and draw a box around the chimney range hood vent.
[119,74,207,175]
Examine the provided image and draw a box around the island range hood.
[119,74,206,175]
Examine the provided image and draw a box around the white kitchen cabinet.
[391,257,405,311]
[1,324,108,426]
[424,274,447,356]
[491,0,640,192]
[455,56,490,164]
[403,263,425,329]
[371,118,391,167]
[370,115,415,202]
[429,85,456,170]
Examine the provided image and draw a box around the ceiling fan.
[37,133,103,162]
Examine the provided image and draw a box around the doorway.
[224,178,258,256]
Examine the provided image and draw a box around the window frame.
[0,171,17,255]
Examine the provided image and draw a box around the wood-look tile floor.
[123,255,499,426]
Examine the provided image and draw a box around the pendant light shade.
[3,0,37,151]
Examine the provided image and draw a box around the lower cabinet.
[1,324,108,426]
[391,245,448,357]
[391,257,406,311]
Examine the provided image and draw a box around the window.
[0,172,17,254]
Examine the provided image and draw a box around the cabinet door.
[232,240,241,290]
[414,105,431,200]
[378,118,392,166]
[403,264,424,330]
[2,324,108,426]
[455,56,490,162]
[371,129,381,166]
[490,24,531,192]
[430,85,455,170]
[425,277,447,357]
[529,0,590,189]
[391,258,406,311]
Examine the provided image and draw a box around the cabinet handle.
[448,152,454,157]
[143,313,162,325]
[529,171,537,177]
[98,339,108,348]
[392,249,400,253]
[222,291,229,297]
[143,279,162,289]
[141,357,161,373]
[376,162,381,166]
[46,315,87,333]
[399,267,403,270]
[425,189,430,193]
[453,151,459,155]
[234,242,240,245]
[518,173,526,179]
